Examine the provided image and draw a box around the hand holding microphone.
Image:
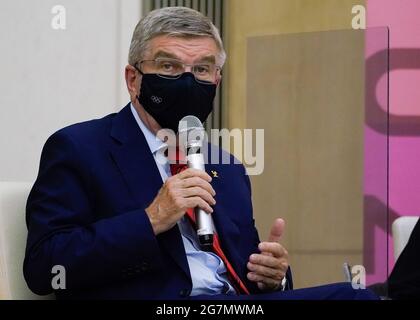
[179,116,215,249]
[145,168,215,236]
[145,116,216,246]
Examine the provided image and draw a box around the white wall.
[0,0,141,182]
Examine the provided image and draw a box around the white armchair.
[392,216,419,261]
[0,182,54,300]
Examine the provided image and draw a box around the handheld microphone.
[178,116,214,251]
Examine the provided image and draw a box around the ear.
[215,73,222,86]
[125,64,140,102]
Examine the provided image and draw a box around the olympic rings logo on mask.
[151,96,163,104]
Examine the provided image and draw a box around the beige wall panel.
[246,30,365,288]
[290,253,363,288]
[225,0,365,130]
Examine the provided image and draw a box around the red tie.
[169,148,250,295]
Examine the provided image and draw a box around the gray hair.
[128,7,226,67]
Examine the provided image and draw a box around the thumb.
[268,218,285,242]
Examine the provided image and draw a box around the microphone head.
[178,116,205,148]
[178,115,204,133]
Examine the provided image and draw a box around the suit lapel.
[205,161,247,277]
[109,104,191,279]
[204,147,257,291]
[203,146,241,256]
[211,187,259,292]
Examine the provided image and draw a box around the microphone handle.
[187,152,214,250]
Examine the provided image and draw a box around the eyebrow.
[153,50,180,60]
[152,51,216,65]
[196,55,216,64]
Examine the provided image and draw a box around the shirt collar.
[130,103,166,155]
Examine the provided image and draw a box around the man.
[24,7,376,300]
[370,219,420,299]
[388,219,420,299]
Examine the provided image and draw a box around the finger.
[268,218,285,242]
[247,272,280,288]
[182,177,216,196]
[260,251,273,257]
[247,262,285,280]
[182,187,216,205]
[258,242,287,258]
[249,253,282,269]
[185,196,213,214]
[177,168,212,182]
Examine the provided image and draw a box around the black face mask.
[137,73,216,132]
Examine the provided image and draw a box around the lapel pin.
[211,170,219,178]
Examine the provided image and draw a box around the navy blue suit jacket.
[24,104,292,299]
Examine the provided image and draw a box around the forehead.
[147,35,219,62]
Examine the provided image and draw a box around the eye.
[161,62,174,71]
[195,65,210,74]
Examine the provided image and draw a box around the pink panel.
[365,0,420,284]
[364,27,389,284]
